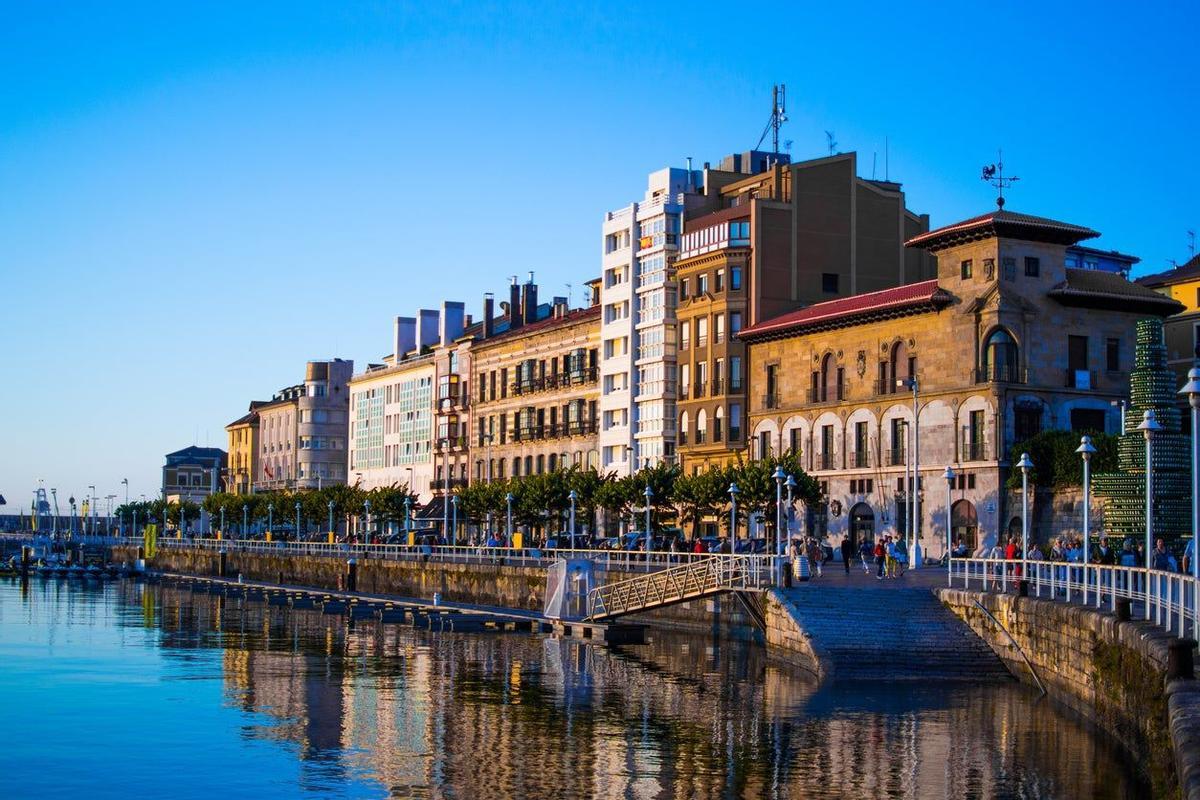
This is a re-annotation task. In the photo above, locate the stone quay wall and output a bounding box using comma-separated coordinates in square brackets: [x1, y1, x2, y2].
[762, 589, 827, 679]
[113, 546, 759, 635]
[938, 587, 1200, 800]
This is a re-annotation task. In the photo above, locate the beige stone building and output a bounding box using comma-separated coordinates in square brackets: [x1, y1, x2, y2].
[470, 292, 602, 482]
[742, 209, 1181, 554]
[256, 386, 301, 490]
[224, 404, 262, 495]
[676, 153, 934, 474]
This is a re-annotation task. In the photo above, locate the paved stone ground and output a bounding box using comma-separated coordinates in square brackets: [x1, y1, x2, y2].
[780, 564, 1011, 682]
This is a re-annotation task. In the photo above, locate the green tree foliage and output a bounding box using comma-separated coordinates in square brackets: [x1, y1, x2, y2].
[1005, 430, 1119, 489]
[674, 468, 730, 537]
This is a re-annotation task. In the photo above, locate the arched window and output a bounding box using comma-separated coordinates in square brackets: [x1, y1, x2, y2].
[680, 411, 690, 445]
[820, 353, 834, 401]
[982, 329, 1019, 382]
[512, 457, 521, 477]
[696, 409, 708, 444]
[548, 453, 557, 471]
[714, 406, 725, 442]
[890, 340, 909, 391]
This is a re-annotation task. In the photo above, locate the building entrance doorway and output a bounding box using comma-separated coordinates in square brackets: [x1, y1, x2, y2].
[951, 500, 979, 552]
[848, 503, 875, 550]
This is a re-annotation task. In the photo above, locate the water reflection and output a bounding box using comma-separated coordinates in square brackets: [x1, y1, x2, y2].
[1, 578, 1150, 799]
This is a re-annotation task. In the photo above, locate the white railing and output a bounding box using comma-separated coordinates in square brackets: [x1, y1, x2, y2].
[587, 554, 772, 620]
[154, 537, 742, 573]
[949, 557, 1199, 638]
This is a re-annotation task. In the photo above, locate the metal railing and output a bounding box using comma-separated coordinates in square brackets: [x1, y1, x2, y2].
[949, 557, 1200, 638]
[586, 554, 772, 620]
[155, 537, 749, 573]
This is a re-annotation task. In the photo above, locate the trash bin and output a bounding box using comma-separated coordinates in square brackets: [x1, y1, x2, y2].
[794, 556, 810, 582]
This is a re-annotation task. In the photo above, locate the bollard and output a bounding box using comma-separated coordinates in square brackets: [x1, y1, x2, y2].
[1018, 580, 1029, 597]
[1116, 597, 1132, 621]
[137, 546, 145, 560]
[20, 546, 31, 575]
[1168, 639, 1197, 681]
[346, 559, 357, 592]
[219, 550, 227, 579]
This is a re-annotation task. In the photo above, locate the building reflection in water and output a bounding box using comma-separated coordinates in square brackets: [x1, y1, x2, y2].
[128, 583, 1144, 799]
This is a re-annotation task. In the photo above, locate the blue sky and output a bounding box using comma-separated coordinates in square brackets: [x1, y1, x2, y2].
[2, 1, 1197, 507]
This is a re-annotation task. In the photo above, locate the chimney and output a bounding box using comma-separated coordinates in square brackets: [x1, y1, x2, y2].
[416, 309, 440, 350]
[483, 293, 494, 338]
[393, 316, 416, 361]
[522, 271, 538, 324]
[440, 301, 465, 345]
[508, 276, 522, 330]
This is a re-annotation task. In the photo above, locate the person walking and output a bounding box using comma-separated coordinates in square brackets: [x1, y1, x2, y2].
[874, 537, 887, 580]
[859, 538, 874, 574]
[840, 535, 854, 575]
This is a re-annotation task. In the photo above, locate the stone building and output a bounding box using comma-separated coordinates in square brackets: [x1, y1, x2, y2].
[741, 208, 1182, 555]
[224, 403, 262, 495]
[256, 386, 301, 491]
[676, 153, 934, 474]
[254, 359, 353, 491]
[470, 286, 602, 482]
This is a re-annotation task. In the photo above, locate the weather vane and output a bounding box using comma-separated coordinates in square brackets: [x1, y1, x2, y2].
[981, 150, 1019, 209]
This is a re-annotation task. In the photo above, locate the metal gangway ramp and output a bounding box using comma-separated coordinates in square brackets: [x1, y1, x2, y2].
[585, 554, 772, 621]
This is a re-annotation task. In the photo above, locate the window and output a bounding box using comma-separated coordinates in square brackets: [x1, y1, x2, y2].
[697, 273, 709, 295]
[1106, 338, 1121, 371]
[1015, 406, 1042, 442]
[1024, 256, 1040, 277]
[714, 314, 724, 344]
[696, 317, 708, 347]
[961, 259, 973, 279]
[820, 425, 834, 469]
[715, 269, 724, 292]
[1071, 408, 1107, 433]
[729, 403, 742, 441]
[789, 427, 802, 455]
[758, 430, 770, 459]
[714, 407, 724, 441]
[680, 278, 689, 300]
[822, 273, 839, 293]
[680, 322, 690, 350]
[1002, 257, 1016, 281]
[765, 364, 778, 406]
[730, 312, 742, 334]
[731, 267, 742, 290]
[982, 329, 1019, 382]
[730, 356, 742, 391]
[1068, 335, 1089, 387]
[854, 421, 868, 467]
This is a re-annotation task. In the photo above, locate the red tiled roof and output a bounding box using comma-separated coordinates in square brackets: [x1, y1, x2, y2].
[905, 210, 1099, 252]
[739, 280, 951, 341]
[475, 304, 600, 346]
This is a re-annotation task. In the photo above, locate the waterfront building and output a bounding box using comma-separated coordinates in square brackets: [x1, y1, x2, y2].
[676, 152, 934, 473]
[1065, 244, 1138, 277]
[1136, 253, 1200, 389]
[224, 404, 262, 495]
[741, 208, 1181, 553]
[431, 302, 472, 501]
[162, 445, 227, 530]
[348, 314, 439, 500]
[470, 278, 602, 481]
[256, 359, 353, 491]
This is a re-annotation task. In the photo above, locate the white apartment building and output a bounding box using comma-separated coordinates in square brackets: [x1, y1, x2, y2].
[599, 167, 701, 474]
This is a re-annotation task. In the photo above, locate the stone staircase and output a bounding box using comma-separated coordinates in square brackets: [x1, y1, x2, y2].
[776, 584, 1011, 682]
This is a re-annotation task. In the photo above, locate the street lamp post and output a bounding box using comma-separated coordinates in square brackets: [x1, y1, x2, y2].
[1111, 399, 1128, 436]
[267, 503, 274, 540]
[451, 494, 459, 546]
[1017, 453, 1033, 569]
[899, 377, 920, 568]
[1179, 370, 1200, 598]
[773, 466, 786, 584]
[132, 508, 138, 539]
[328, 500, 335, 541]
[220, 506, 226, 539]
[643, 485, 653, 572]
[728, 483, 739, 553]
[441, 438, 450, 543]
[88, 485, 96, 536]
[364, 499, 372, 543]
[1076, 435, 1098, 603]
[505, 492, 514, 547]
[243, 505, 248, 537]
[943, 466, 955, 586]
[295, 501, 301, 541]
[568, 490, 577, 551]
[785, 474, 797, 540]
[1137, 409, 1162, 621]
[122, 478, 129, 507]
[404, 496, 413, 541]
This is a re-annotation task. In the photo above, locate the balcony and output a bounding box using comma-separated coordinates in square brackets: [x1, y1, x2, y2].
[438, 394, 468, 413]
[817, 453, 835, 471]
[696, 336, 708, 348]
[762, 393, 781, 409]
[711, 377, 723, 396]
[694, 430, 707, 445]
[850, 451, 869, 469]
[873, 380, 898, 396]
[887, 447, 907, 467]
[806, 384, 845, 404]
[962, 435, 987, 461]
[432, 478, 468, 491]
[519, 425, 544, 441]
[679, 431, 688, 446]
[434, 436, 467, 452]
[693, 383, 707, 399]
[974, 365, 1027, 384]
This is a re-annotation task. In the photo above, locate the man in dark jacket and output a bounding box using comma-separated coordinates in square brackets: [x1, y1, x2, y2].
[840, 535, 854, 574]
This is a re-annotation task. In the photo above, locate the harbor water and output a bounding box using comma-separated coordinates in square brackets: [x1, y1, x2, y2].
[0, 577, 1151, 799]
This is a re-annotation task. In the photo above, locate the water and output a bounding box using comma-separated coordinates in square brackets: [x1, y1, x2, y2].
[0, 578, 1150, 799]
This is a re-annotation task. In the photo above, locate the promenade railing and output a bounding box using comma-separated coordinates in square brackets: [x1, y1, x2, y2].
[949, 557, 1198, 639]
[156, 537, 741, 574]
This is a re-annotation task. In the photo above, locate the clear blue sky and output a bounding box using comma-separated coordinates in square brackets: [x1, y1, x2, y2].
[2, 1, 1197, 508]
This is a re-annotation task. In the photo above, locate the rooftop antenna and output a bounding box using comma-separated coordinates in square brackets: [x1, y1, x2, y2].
[981, 149, 1019, 209]
[565, 283, 573, 308]
[872, 152, 877, 180]
[825, 131, 837, 156]
[1188, 230, 1196, 260]
[754, 83, 787, 153]
[885, 137, 889, 181]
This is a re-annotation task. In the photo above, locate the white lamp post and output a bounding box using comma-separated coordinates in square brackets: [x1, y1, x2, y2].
[728, 483, 739, 553]
[1179, 369, 1200, 594]
[785, 474, 797, 540]
[267, 502, 273, 539]
[451, 494, 459, 545]
[242, 504, 248, 537]
[505, 492, 514, 547]
[1137, 409, 1162, 621]
[773, 465, 786, 584]
[568, 489, 577, 551]
[1111, 399, 1128, 436]
[1016, 452, 1033, 566]
[295, 501, 301, 541]
[943, 465, 955, 586]
[328, 500, 335, 540]
[643, 485, 653, 571]
[1076, 435, 1097, 603]
[364, 499, 372, 542]
[899, 377, 920, 568]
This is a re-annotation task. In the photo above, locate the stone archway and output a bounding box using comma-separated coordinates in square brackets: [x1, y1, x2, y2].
[951, 499, 979, 551]
[849, 502, 875, 550]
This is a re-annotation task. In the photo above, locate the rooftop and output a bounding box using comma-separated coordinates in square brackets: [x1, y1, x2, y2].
[473, 304, 601, 347]
[1050, 268, 1185, 315]
[739, 280, 952, 341]
[905, 209, 1099, 252]
[1136, 254, 1200, 289]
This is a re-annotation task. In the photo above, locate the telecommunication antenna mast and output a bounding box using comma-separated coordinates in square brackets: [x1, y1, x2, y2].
[755, 84, 788, 153]
[981, 149, 1020, 209]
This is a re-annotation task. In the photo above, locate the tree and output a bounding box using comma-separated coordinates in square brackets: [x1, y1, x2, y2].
[1005, 429, 1119, 489]
[674, 467, 731, 538]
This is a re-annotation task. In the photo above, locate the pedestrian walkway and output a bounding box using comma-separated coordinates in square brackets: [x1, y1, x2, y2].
[778, 566, 1010, 682]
